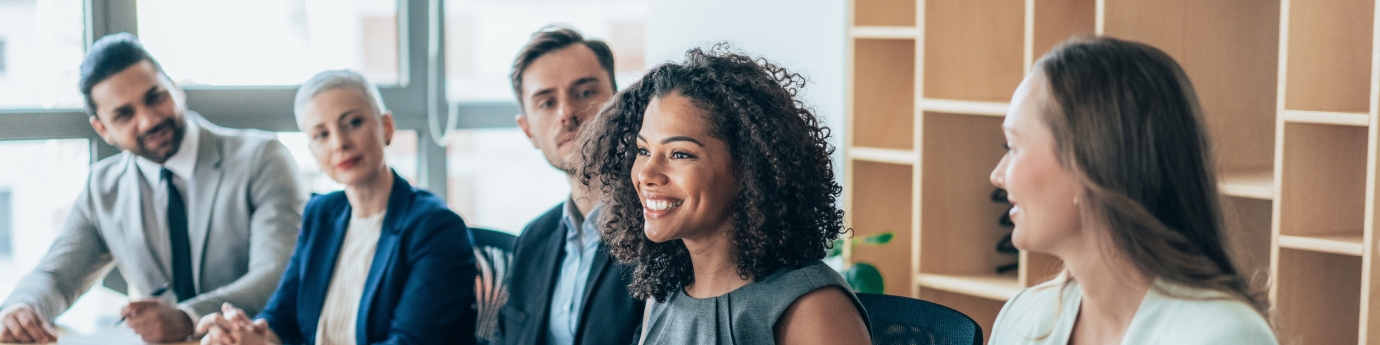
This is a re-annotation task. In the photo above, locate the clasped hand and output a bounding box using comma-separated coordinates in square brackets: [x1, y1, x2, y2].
[196, 303, 279, 345]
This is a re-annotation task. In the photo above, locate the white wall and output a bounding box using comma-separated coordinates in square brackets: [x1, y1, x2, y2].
[645, 0, 848, 180]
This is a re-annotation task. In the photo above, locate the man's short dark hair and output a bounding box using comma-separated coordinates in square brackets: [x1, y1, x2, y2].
[79, 33, 165, 116]
[510, 25, 617, 107]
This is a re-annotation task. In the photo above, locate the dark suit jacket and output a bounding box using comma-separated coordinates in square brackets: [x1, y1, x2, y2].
[495, 204, 643, 345]
[258, 172, 477, 345]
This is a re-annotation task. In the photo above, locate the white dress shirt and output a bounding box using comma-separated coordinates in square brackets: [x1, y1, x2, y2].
[315, 210, 386, 345]
[132, 119, 201, 320]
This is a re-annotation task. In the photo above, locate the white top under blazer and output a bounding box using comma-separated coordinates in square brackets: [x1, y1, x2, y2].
[988, 275, 1276, 345]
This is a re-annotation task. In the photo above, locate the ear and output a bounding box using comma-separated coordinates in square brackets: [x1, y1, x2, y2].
[89, 116, 114, 145]
[515, 113, 538, 149]
[380, 112, 396, 146]
[163, 74, 188, 110]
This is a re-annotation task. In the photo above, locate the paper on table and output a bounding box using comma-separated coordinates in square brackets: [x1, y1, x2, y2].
[57, 326, 146, 345]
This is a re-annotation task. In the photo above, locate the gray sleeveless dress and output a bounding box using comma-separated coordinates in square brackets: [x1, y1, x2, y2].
[641, 260, 871, 345]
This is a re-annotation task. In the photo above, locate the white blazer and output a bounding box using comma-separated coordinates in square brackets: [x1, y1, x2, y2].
[989, 275, 1276, 345]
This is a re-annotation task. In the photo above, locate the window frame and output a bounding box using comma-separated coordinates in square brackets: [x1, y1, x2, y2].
[0, 0, 521, 200]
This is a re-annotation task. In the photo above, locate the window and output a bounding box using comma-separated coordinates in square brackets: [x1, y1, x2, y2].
[136, 0, 400, 86]
[0, 139, 126, 333]
[446, 128, 569, 232]
[0, 0, 85, 109]
[0, 189, 10, 258]
[0, 39, 8, 76]
[443, 0, 648, 102]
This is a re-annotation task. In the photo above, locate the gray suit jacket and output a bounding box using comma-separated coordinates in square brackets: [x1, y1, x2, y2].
[1, 116, 307, 319]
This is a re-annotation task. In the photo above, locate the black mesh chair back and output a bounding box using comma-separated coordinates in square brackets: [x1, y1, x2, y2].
[471, 227, 516, 345]
[856, 292, 984, 345]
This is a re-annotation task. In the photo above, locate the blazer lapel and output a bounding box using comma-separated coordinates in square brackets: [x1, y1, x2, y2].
[303, 204, 352, 338]
[189, 126, 223, 291]
[573, 244, 613, 338]
[118, 155, 170, 286]
[533, 218, 567, 332]
[357, 173, 409, 344]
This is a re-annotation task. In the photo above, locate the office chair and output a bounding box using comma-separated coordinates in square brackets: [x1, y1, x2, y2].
[471, 227, 517, 345]
[856, 292, 984, 345]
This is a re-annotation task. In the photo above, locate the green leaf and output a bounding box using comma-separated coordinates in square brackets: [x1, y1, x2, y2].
[826, 238, 844, 257]
[844, 262, 885, 294]
[862, 233, 894, 245]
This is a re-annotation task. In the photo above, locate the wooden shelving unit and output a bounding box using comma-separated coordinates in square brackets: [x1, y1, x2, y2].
[845, 0, 1380, 342]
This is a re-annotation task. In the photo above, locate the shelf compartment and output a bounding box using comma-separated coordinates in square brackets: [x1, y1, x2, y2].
[851, 26, 918, 39]
[1282, 110, 1370, 127]
[1283, 0, 1374, 113]
[915, 272, 1020, 301]
[1030, 0, 1096, 62]
[849, 146, 915, 165]
[848, 161, 914, 296]
[854, 0, 916, 27]
[1218, 167, 1274, 200]
[918, 99, 1008, 117]
[1104, 0, 1280, 179]
[852, 39, 916, 150]
[1278, 123, 1367, 240]
[919, 112, 1011, 277]
[923, 0, 1024, 102]
[1278, 233, 1364, 257]
[1220, 196, 1272, 281]
[1275, 249, 1362, 344]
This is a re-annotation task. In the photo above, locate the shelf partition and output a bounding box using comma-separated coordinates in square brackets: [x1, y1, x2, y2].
[917, 99, 1009, 117]
[915, 273, 1021, 301]
[1219, 167, 1274, 200]
[852, 26, 918, 39]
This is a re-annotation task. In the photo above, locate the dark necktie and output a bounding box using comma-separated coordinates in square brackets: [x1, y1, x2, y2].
[162, 168, 196, 302]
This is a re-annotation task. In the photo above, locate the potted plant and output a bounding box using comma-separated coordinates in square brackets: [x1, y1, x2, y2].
[827, 232, 893, 294]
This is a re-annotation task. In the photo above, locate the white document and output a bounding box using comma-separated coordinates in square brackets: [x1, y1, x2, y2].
[57, 326, 147, 345]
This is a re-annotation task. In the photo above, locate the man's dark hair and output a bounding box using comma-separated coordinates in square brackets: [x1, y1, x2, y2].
[79, 32, 165, 116]
[509, 25, 617, 107]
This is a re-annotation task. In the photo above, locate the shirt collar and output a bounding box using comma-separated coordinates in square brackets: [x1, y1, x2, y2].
[134, 118, 201, 186]
[561, 197, 603, 243]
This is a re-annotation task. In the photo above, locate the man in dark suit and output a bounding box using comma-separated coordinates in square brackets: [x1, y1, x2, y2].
[494, 26, 642, 345]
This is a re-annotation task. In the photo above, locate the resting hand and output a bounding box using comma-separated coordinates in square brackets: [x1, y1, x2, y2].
[0, 304, 57, 343]
[120, 298, 195, 343]
[198, 303, 278, 345]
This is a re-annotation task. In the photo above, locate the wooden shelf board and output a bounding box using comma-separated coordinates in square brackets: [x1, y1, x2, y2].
[1279, 233, 1364, 256]
[849, 147, 916, 165]
[851, 26, 918, 39]
[1219, 167, 1274, 200]
[1282, 110, 1370, 127]
[915, 273, 1021, 301]
[919, 99, 1009, 117]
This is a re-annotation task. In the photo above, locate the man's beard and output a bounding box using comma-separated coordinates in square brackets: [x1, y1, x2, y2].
[133, 117, 187, 163]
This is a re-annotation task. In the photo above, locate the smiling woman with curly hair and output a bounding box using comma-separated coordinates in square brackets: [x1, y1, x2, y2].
[578, 45, 871, 345]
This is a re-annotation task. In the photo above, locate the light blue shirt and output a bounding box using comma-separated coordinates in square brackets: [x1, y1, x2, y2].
[546, 199, 603, 345]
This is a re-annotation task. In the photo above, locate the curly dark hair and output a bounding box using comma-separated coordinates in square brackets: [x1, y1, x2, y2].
[578, 45, 847, 302]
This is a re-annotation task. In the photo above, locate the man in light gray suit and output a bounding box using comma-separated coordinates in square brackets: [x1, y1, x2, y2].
[0, 33, 306, 343]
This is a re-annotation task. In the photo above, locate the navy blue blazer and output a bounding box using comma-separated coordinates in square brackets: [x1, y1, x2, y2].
[258, 172, 477, 345]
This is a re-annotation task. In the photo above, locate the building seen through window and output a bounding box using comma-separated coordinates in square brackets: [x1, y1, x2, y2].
[0, 139, 124, 334]
[0, 0, 85, 109]
[137, 0, 400, 86]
